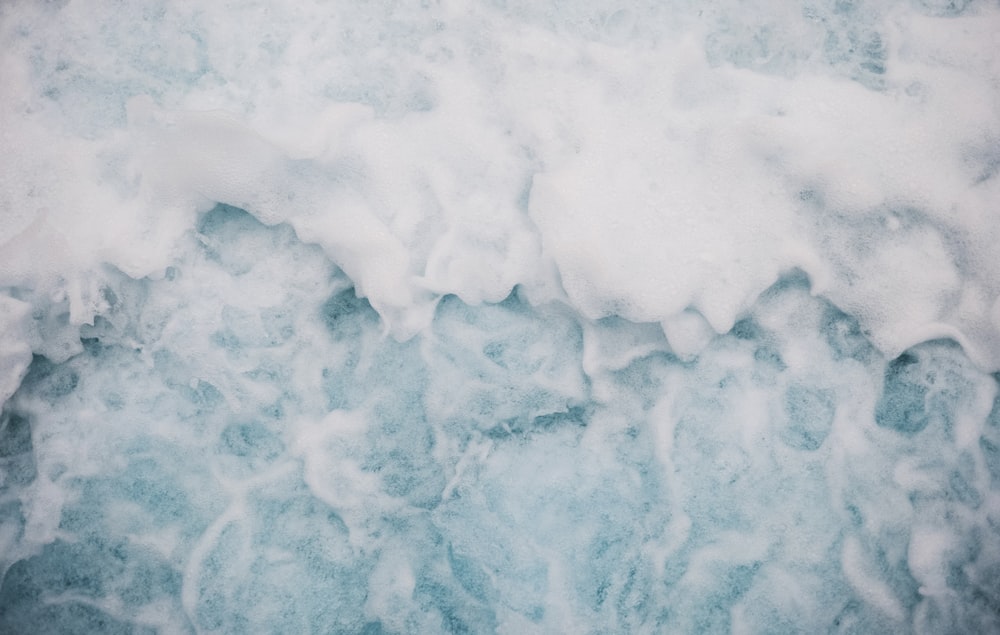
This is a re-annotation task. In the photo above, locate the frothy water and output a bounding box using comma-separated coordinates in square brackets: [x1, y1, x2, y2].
[1, 1, 999, 633]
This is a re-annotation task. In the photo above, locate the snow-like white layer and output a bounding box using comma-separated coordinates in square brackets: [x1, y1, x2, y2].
[2, 0, 999, 365]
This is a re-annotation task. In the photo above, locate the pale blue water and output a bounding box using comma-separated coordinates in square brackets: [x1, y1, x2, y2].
[0, 206, 997, 633]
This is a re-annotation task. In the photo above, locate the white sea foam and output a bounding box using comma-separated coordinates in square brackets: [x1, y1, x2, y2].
[1, 0, 999, 633]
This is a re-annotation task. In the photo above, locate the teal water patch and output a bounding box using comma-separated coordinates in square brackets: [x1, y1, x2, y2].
[1, 207, 998, 634]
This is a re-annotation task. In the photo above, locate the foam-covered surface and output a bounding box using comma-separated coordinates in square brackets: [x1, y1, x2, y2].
[1, 1, 999, 633]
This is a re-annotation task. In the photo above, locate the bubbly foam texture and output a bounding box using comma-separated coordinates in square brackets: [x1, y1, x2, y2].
[1, 1, 999, 633]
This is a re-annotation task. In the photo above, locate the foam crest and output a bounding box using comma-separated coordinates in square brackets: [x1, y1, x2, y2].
[4, 0, 998, 364]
